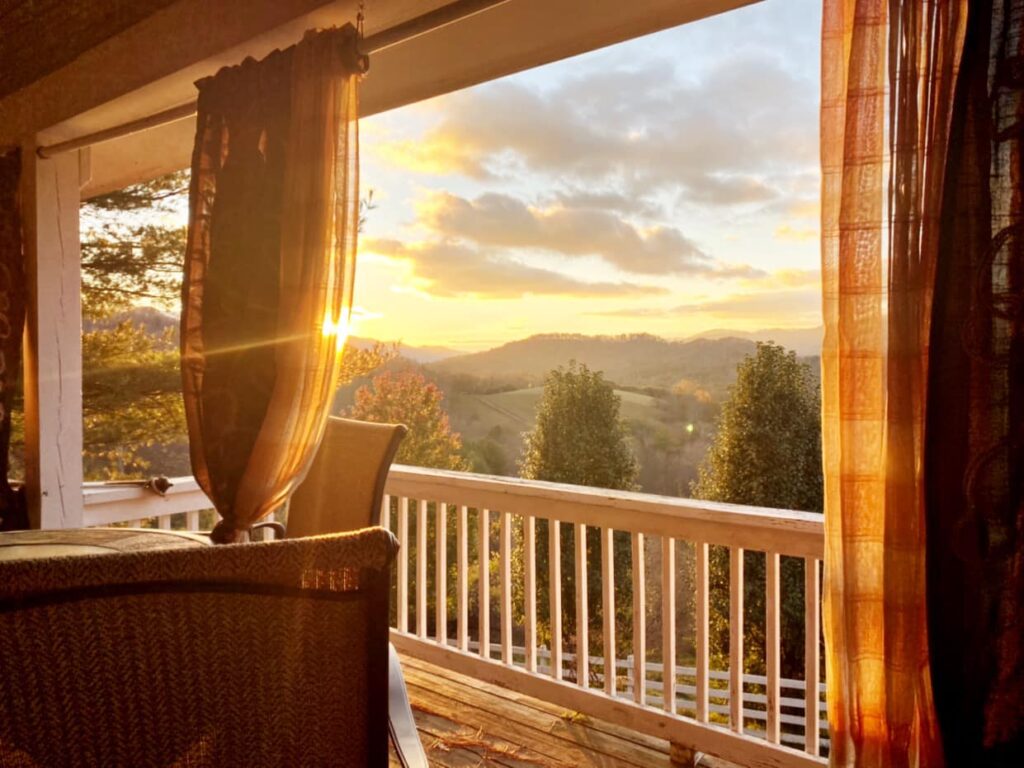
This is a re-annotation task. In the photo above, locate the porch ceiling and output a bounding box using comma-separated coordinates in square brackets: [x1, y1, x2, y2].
[0, 0, 756, 196]
[0, 0, 179, 101]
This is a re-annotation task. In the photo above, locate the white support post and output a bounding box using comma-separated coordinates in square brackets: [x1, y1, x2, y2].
[21, 146, 84, 530]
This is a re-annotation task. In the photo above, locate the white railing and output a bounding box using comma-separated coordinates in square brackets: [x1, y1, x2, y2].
[383, 465, 827, 768]
[82, 476, 213, 531]
[79, 466, 828, 767]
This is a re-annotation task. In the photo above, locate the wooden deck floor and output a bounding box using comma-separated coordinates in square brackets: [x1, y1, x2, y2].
[389, 654, 692, 768]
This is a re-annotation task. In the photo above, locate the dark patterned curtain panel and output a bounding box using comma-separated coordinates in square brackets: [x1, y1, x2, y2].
[181, 26, 365, 544]
[0, 149, 26, 532]
[927, 0, 1024, 764]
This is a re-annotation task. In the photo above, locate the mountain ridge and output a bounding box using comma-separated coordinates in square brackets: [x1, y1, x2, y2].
[426, 332, 774, 397]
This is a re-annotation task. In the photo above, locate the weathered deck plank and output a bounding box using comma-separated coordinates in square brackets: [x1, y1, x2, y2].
[389, 654, 674, 767]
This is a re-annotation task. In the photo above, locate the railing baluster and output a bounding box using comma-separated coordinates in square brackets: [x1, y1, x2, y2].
[729, 546, 744, 733]
[381, 493, 391, 530]
[549, 519, 563, 680]
[696, 540, 709, 722]
[186, 510, 199, 532]
[157, 515, 171, 530]
[805, 557, 821, 755]
[457, 505, 468, 652]
[397, 497, 409, 633]
[766, 551, 781, 744]
[524, 515, 537, 672]
[500, 511, 512, 664]
[602, 527, 615, 696]
[575, 522, 588, 687]
[417, 499, 428, 638]
[436, 502, 448, 645]
[479, 508, 490, 660]
[662, 536, 676, 713]
[632, 532, 646, 705]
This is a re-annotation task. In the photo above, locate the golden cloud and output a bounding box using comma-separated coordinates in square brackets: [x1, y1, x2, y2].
[774, 224, 819, 242]
[361, 237, 669, 299]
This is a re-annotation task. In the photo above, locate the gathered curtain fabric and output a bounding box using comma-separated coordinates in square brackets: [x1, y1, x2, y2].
[181, 26, 365, 544]
[821, 0, 967, 764]
[0, 149, 26, 532]
[926, 0, 1024, 763]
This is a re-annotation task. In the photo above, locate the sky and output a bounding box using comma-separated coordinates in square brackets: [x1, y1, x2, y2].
[361, 0, 820, 350]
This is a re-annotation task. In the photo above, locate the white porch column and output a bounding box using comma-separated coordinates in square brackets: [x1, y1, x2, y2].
[20, 145, 84, 529]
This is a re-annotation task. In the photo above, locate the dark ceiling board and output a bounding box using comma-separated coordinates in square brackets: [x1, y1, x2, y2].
[0, 0, 178, 100]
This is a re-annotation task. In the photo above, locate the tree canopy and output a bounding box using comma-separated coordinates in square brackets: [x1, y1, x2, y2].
[347, 370, 469, 471]
[520, 361, 638, 490]
[691, 342, 823, 679]
[692, 342, 822, 511]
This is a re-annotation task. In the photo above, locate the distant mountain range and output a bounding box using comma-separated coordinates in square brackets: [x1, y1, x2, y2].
[427, 333, 766, 396]
[84, 306, 178, 336]
[685, 326, 823, 357]
[346, 336, 459, 364]
[92, 308, 820, 393]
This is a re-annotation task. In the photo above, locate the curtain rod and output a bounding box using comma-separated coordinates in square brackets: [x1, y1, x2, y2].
[36, 0, 511, 159]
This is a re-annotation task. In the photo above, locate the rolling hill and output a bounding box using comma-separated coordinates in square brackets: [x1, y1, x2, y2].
[685, 326, 822, 357]
[428, 333, 759, 397]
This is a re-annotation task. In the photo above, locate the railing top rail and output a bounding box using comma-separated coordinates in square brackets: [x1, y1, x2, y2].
[386, 465, 824, 559]
[82, 476, 203, 506]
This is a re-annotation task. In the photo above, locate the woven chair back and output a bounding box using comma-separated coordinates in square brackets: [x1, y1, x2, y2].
[0, 529, 397, 767]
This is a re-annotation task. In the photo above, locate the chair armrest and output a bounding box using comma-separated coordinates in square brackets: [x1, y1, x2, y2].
[388, 644, 428, 768]
[249, 521, 286, 541]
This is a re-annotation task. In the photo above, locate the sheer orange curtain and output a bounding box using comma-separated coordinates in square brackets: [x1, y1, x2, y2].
[181, 26, 365, 544]
[821, 1, 966, 765]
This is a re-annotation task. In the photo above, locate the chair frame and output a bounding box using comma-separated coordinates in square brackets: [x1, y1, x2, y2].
[250, 419, 426, 768]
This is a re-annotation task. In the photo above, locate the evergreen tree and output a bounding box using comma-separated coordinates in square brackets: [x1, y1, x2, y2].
[519, 362, 639, 673]
[75, 173, 190, 479]
[520, 362, 638, 489]
[691, 342, 822, 679]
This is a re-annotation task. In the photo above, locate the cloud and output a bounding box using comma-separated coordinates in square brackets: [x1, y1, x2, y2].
[550, 189, 661, 217]
[417, 191, 719, 276]
[372, 52, 817, 207]
[362, 238, 669, 299]
[786, 199, 820, 219]
[753, 268, 821, 288]
[591, 286, 821, 321]
[414, 191, 769, 279]
[774, 224, 819, 242]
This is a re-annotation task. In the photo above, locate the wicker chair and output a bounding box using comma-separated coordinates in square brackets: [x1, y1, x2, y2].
[252, 416, 427, 768]
[0, 529, 397, 767]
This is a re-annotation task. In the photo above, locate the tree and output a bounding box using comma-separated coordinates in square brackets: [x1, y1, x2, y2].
[520, 361, 638, 489]
[347, 369, 469, 635]
[519, 362, 639, 672]
[347, 370, 468, 471]
[82, 322, 187, 480]
[691, 342, 822, 679]
[82, 171, 189, 318]
[74, 174, 191, 479]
